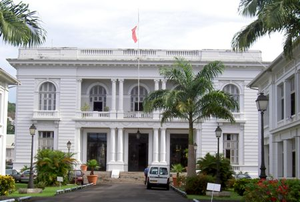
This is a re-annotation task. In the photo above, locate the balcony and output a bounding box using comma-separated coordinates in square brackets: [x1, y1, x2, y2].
[78, 111, 110, 119]
[32, 110, 60, 120]
[124, 111, 153, 119]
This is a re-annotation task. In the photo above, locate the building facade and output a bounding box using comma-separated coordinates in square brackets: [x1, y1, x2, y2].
[0, 69, 18, 175]
[249, 47, 300, 179]
[9, 48, 266, 177]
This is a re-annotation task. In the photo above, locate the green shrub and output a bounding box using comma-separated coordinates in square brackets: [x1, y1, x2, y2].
[0, 175, 15, 195]
[35, 149, 77, 186]
[233, 178, 254, 196]
[243, 179, 299, 202]
[35, 181, 47, 190]
[285, 179, 300, 201]
[227, 178, 236, 188]
[185, 174, 215, 195]
[197, 153, 234, 189]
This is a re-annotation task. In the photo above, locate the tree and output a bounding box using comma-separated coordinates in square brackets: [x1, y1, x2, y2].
[0, 0, 46, 46]
[197, 153, 234, 189]
[232, 0, 300, 59]
[35, 149, 77, 186]
[143, 58, 238, 177]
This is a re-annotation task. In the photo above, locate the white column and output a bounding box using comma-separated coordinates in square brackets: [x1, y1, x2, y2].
[284, 139, 292, 177]
[161, 79, 167, 90]
[111, 79, 116, 112]
[75, 128, 81, 165]
[296, 135, 300, 178]
[110, 128, 116, 162]
[268, 133, 274, 176]
[196, 128, 202, 159]
[153, 79, 160, 119]
[239, 124, 244, 166]
[117, 128, 124, 162]
[153, 128, 159, 163]
[77, 79, 82, 111]
[160, 128, 166, 164]
[118, 79, 124, 119]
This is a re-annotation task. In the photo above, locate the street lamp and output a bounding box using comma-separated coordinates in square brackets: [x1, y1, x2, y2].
[215, 125, 222, 184]
[66, 141, 72, 182]
[256, 92, 268, 179]
[28, 124, 36, 188]
[67, 141, 71, 153]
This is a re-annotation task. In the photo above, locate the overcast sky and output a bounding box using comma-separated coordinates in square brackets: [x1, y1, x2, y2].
[1, 0, 285, 102]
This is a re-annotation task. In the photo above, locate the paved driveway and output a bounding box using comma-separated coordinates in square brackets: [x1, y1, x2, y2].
[29, 183, 191, 202]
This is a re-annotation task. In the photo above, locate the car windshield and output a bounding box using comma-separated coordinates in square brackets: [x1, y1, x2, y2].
[150, 167, 158, 175]
[159, 168, 168, 175]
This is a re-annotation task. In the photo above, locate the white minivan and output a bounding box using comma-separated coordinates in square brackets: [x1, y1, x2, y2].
[146, 166, 170, 190]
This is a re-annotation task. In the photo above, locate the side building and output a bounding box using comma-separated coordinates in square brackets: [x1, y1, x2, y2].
[0, 69, 18, 175]
[249, 47, 300, 179]
[8, 48, 267, 177]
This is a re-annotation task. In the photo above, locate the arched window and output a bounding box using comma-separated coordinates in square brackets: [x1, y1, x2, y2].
[39, 82, 56, 110]
[90, 85, 106, 111]
[131, 86, 148, 111]
[223, 84, 239, 112]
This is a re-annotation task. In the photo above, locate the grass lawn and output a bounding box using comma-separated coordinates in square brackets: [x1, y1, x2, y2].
[187, 189, 243, 201]
[8, 183, 78, 197]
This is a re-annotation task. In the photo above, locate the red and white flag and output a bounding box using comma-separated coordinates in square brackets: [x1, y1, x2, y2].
[132, 26, 138, 43]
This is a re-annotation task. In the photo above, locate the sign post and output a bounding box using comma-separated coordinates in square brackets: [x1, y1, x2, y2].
[206, 183, 221, 202]
[57, 176, 63, 189]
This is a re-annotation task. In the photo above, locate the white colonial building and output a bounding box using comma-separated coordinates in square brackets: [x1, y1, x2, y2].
[0, 69, 18, 175]
[8, 48, 266, 177]
[249, 47, 300, 179]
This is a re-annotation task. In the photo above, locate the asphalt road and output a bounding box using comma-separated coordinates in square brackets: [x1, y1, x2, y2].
[28, 183, 192, 202]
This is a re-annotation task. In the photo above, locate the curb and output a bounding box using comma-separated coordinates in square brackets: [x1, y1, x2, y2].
[170, 185, 200, 202]
[170, 185, 187, 197]
[55, 183, 94, 195]
[0, 183, 94, 202]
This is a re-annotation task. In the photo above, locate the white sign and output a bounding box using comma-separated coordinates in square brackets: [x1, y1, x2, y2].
[57, 176, 63, 182]
[207, 183, 221, 192]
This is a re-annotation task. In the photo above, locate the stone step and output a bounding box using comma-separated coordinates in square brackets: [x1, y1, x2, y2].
[81, 171, 146, 184]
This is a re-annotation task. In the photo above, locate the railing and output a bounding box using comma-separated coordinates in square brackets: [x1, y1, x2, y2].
[18, 48, 262, 62]
[80, 111, 110, 118]
[124, 112, 153, 118]
[33, 110, 60, 119]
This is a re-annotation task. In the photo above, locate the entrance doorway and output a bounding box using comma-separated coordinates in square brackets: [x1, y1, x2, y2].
[170, 134, 188, 167]
[128, 133, 148, 171]
[93, 102, 103, 111]
[87, 133, 107, 171]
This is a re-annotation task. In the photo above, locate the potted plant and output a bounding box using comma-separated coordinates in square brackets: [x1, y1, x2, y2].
[86, 159, 100, 185]
[171, 164, 184, 187]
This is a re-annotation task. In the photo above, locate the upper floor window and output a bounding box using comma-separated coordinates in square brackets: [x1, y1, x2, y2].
[90, 85, 107, 111]
[39, 82, 56, 110]
[289, 77, 295, 116]
[223, 133, 239, 164]
[277, 83, 284, 120]
[131, 86, 148, 111]
[223, 84, 239, 112]
[38, 131, 54, 150]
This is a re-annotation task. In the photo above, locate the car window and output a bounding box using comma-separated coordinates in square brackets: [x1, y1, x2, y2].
[159, 168, 168, 175]
[6, 169, 12, 175]
[150, 167, 158, 175]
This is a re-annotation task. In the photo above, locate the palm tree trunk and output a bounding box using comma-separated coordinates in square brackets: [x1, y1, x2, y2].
[187, 119, 196, 177]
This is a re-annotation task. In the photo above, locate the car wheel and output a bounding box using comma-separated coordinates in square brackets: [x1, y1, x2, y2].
[146, 180, 151, 189]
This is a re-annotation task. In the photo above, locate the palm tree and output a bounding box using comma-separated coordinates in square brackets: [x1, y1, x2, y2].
[0, 0, 46, 46]
[232, 0, 300, 59]
[143, 58, 238, 177]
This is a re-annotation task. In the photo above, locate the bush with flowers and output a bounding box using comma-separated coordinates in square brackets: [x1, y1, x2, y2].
[243, 178, 300, 202]
[0, 175, 15, 196]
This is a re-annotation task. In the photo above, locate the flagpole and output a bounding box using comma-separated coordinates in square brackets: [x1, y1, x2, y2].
[137, 9, 140, 117]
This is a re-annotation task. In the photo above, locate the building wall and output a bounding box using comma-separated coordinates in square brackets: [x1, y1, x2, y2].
[249, 47, 300, 179]
[9, 48, 265, 176]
